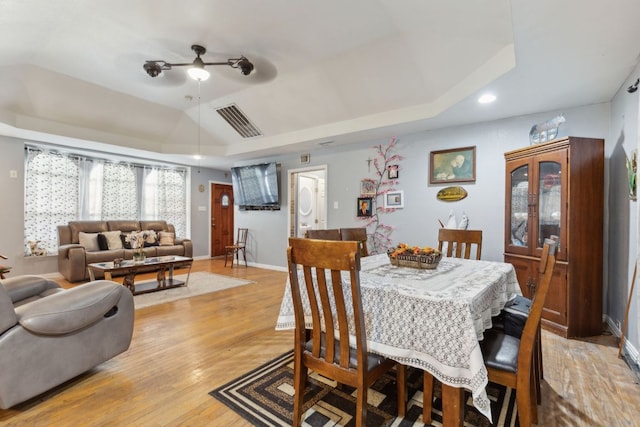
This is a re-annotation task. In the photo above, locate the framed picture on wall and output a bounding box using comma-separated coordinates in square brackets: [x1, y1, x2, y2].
[357, 197, 373, 217]
[384, 190, 404, 208]
[387, 164, 399, 179]
[430, 146, 476, 184]
[360, 179, 376, 196]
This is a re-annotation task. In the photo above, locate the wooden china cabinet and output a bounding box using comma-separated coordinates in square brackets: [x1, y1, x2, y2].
[504, 136, 604, 337]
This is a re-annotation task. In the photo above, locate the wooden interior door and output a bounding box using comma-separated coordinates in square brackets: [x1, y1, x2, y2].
[211, 183, 234, 256]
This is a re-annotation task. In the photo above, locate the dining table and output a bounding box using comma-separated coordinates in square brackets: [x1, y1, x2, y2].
[275, 253, 521, 426]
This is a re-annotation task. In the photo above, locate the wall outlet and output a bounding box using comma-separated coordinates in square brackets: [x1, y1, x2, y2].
[9, 170, 17, 178]
[616, 320, 621, 331]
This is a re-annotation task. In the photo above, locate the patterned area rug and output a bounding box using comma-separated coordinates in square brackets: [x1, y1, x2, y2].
[133, 272, 254, 309]
[210, 350, 518, 427]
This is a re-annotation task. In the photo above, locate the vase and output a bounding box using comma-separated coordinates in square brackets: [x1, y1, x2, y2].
[133, 251, 146, 264]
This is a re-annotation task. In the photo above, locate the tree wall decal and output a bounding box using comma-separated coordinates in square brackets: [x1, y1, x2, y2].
[360, 136, 403, 254]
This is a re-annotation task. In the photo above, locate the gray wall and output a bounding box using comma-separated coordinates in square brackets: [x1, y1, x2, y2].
[608, 63, 640, 358]
[237, 103, 609, 269]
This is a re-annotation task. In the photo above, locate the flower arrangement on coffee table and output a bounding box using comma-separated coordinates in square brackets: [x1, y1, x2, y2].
[387, 243, 442, 269]
[125, 230, 157, 263]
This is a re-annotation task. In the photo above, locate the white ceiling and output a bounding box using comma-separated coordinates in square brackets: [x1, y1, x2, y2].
[0, 0, 639, 168]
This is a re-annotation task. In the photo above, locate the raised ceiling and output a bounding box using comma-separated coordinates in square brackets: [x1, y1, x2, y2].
[0, 0, 638, 168]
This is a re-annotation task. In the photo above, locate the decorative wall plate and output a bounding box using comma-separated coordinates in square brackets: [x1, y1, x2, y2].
[437, 186, 467, 202]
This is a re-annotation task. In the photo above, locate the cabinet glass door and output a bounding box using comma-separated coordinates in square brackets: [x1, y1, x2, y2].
[509, 164, 529, 248]
[537, 160, 562, 251]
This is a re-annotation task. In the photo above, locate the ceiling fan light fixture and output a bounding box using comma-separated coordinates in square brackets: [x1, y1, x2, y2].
[144, 44, 255, 81]
[188, 66, 210, 81]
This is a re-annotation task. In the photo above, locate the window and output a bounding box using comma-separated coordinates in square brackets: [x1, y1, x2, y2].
[24, 146, 188, 254]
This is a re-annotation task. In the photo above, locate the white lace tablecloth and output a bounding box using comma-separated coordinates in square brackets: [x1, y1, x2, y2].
[275, 254, 521, 422]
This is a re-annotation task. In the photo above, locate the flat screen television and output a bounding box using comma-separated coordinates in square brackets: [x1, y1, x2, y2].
[230, 162, 281, 210]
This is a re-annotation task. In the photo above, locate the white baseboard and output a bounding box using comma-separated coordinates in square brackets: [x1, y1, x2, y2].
[604, 314, 640, 366]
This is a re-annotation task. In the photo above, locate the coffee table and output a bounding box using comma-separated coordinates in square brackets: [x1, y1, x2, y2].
[87, 255, 193, 295]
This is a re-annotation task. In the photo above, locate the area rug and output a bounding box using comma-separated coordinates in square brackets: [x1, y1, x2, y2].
[133, 272, 254, 309]
[210, 350, 518, 427]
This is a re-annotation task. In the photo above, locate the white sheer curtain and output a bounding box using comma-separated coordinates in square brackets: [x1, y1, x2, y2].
[24, 147, 82, 254]
[142, 167, 187, 237]
[24, 146, 188, 254]
[101, 162, 138, 220]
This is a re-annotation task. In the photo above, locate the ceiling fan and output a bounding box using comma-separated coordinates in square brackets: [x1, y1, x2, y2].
[143, 44, 254, 81]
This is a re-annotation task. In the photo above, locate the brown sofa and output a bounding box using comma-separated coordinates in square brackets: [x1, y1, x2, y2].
[57, 220, 193, 282]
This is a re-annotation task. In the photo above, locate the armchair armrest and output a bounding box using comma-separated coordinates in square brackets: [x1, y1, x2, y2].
[57, 243, 85, 259]
[58, 244, 87, 282]
[175, 238, 193, 258]
[1, 275, 61, 304]
[15, 281, 125, 335]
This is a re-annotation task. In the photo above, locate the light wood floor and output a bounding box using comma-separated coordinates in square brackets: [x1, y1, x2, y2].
[1, 259, 639, 426]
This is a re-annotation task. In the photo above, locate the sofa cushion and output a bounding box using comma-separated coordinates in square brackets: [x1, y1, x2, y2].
[79, 232, 100, 252]
[158, 231, 175, 246]
[102, 230, 123, 250]
[97, 234, 109, 250]
[85, 249, 125, 264]
[69, 221, 109, 244]
[107, 220, 140, 233]
[139, 220, 168, 232]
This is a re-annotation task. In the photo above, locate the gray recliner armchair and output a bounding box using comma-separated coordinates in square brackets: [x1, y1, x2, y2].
[0, 275, 134, 409]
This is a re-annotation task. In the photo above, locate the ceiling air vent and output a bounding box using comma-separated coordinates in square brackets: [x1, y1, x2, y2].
[215, 104, 262, 138]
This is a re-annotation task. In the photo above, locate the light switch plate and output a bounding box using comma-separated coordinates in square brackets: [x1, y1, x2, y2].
[9, 170, 17, 178]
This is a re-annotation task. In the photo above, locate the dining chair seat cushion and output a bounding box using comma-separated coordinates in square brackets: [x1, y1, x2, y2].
[305, 333, 387, 369]
[480, 329, 520, 373]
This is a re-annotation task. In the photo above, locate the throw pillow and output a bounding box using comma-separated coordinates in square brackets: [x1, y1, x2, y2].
[97, 234, 109, 251]
[79, 232, 100, 252]
[102, 230, 123, 250]
[158, 231, 175, 246]
[120, 234, 133, 249]
[141, 230, 159, 247]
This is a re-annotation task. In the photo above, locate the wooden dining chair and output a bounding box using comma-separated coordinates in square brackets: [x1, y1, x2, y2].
[481, 238, 556, 426]
[437, 228, 483, 260]
[340, 227, 369, 257]
[423, 239, 557, 426]
[224, 228, 248, 267]
[304, 228, 341, 240]
[287, 238, 406, 427]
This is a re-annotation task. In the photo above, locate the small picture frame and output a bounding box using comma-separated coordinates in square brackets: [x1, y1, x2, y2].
[387, 164, 399, 179]
[384, 190, 404, 209]
[360, 179, 376, 196]
[357, 197, 373, 217]
[387, 165, 398, 179]
[430, 146, 476, 184]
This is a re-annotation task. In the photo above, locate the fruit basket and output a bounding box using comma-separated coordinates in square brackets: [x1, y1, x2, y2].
[387, 243, 442, 269]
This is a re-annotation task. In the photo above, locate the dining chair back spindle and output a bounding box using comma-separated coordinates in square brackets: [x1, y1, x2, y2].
[437, 228, 483, 260]
[304, 228, 342, 240]
[287, 238, 406, 427]
[340, 227, 369, 257]
[224, 228, 248, 267]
